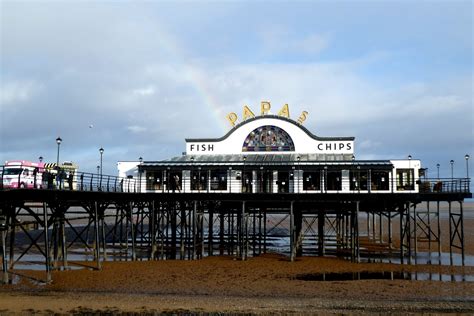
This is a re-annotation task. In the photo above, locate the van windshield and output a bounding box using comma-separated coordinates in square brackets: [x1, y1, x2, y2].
[3, 168, 22, 175]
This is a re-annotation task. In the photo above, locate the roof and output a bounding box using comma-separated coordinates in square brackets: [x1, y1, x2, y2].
[140, 154, 393, 169]
[185, 115, 355, 143]
[44, 162, 78, 170]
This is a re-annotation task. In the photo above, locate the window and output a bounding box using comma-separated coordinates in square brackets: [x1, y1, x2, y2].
[210, 170, 227, 190]
[191, 169, 208, 191]
[371, 171, 389, 191]
[165, 171, 182, 192]
[397, 169, 414, 190]
[242, 171, 252, 193]
[277, 171, 289, 193]
[326, 170, 342, 191]
[146, 171, 163, 190]
[350, 170, 368, 191]
[242, 125, 295, 152]
[303, 171, 321, 191]
[4, 168, 22, 175]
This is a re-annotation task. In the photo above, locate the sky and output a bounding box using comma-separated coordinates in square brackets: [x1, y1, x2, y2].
[0, 0, 472, 179]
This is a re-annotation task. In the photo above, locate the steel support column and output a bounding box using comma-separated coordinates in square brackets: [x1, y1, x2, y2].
[1, 216, 8, 284]
[93, 202, 101, 269]
[43, 202, 51, 282]
[290, 201, 295, 262]
[318, 209, 325, 256]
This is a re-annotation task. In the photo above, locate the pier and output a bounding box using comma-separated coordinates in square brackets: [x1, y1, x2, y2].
[0, 173, 470, 283]
[1, 113, 471, 283]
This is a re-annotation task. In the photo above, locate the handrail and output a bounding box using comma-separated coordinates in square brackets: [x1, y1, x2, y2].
[0, 164, 136, 193]
[0, 165, 470, 194]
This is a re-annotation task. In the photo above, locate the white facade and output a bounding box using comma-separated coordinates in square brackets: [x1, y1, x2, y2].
[186, 116, 354, 155]
[118, 115, 423, 194]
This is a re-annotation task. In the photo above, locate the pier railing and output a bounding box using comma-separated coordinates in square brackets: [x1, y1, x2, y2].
[0, 165, 139, 193]
[0, 165, 470, 194]
[418, 178, 471, 194]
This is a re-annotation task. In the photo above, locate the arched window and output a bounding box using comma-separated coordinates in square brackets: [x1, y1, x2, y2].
[242, 125, 295, 152]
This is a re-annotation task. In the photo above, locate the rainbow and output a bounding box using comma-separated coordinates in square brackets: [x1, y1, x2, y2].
[155, 24, 229, 133]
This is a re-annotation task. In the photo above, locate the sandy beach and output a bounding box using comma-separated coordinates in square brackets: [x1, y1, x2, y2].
[1, 216, 473, 315]
[1, 254, 474, 315]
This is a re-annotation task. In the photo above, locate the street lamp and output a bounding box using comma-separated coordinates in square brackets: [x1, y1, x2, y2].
[351, 155, 356, 191]
[450, 160, 454, 180]
[56, 137, 62, 166]
[465, 154, 470, 179]
[96, 165, 100, 190]
[55, 137, 62, 189]
[436, 163, 440, 179]
[99, 147, 104, 177]
[138, 157, 143, 192]
[408, 155, 412, 189]
[39, 156, 43, 163]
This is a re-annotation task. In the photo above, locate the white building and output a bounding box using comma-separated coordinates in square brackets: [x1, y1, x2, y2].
[118, 107, 422, 194]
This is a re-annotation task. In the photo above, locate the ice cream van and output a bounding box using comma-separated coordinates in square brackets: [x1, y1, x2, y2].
[1, 160, 45, 189]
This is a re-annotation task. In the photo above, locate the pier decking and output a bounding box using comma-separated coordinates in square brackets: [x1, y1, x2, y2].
[0, 179, 470, 283]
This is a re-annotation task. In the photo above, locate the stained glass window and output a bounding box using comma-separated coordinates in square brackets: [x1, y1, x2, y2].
[242, 125, 295, 152]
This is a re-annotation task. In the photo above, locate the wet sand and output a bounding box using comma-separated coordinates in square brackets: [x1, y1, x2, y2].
[1, 217, 473, 314]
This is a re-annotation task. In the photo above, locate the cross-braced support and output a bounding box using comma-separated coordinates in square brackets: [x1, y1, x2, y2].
[449, 201, 465, 266]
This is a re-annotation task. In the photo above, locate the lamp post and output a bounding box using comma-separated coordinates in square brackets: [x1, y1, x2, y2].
[465, 154, 470, 179]
[351, 155, 355, 191]
[436, 163, 440, 179]
[99, 147, 104, 190]
[450, 160, 454, 180]
[408, 155, 412, 189]
[450, 159, 455, 192]
[56, 137, 62, 167]
[99, 148, 104, 177]
[139, 157, 143, 193]
[55, 137, 62, 189]
[39, 156, 43, 163]
[96, 165, 100, 190]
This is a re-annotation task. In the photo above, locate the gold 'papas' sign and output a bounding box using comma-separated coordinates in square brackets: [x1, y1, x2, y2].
[226, 102, 309, 127]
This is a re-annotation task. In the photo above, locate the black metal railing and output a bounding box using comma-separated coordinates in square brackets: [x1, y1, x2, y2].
[0, 165, 140, 193]
[0, 165, 471, 195]
[418, 178, 471, 194]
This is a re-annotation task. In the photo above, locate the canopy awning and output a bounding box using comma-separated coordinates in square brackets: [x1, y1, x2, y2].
[140, 154, 393, 170]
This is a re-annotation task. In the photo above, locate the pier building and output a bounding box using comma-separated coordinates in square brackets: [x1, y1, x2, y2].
[121, 113, 421, 195]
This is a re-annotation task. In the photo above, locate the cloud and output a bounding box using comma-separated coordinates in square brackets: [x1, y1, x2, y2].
[291, 34, 329, 55]
[127, 125, 147, 133]
[132, 86, 156, 97]
[258, 28, 330, 57]
[0, 1, 471, 177]
[0, 80, 42, 106]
